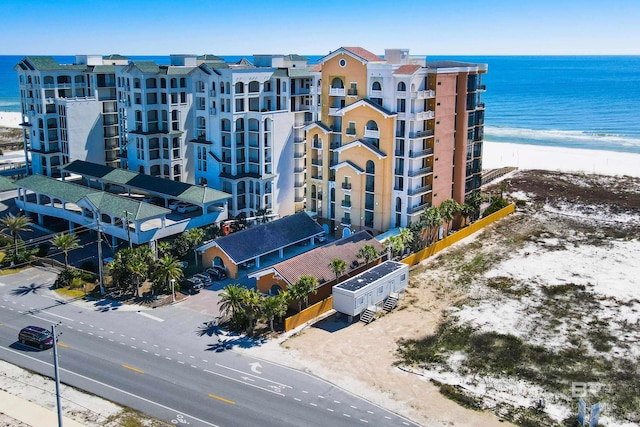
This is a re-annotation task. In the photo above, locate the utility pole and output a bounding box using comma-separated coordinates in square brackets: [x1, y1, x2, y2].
[96, 219, 104, 295]
[51, 324, 63, 427]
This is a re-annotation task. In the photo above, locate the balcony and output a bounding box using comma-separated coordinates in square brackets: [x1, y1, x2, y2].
[294, 151, 305, 158]
[394, 168, 403, 176]
[345, 127, 356, 136]
[312, 140, 322, 149]
[341, 200, 351, 208]
[408, 166, 433, 177]
[408, 184, 433, 196]
[294, 137, 305, 145]
[341, 217, 351, 225]
[311, 174, 323, 180]
[408, 147, 434, 158]
[478, 84, 486, 91]
[209, 107, 216, 115]
[363, 128, 380, 139]
[341, 182, 352, 190]
[370, 89, 383, 98]
[347, 88, 358, 96]
[411, 90, 435, 99]
[328, 107, 340, 116]
[209, 89, 217, 97]
[409, 129, 435, 139]
[407, 201, 431, 214]
[411, 110, 434, 121]
[329, 87, 345, 97]
[477, 103, 485, 109]
[311, 158, 323, 166]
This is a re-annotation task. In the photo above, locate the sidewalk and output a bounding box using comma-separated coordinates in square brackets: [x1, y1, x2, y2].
[0, 389, 86, 427]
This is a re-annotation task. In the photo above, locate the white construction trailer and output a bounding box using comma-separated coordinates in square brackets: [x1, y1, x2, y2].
[332, 260, 409, 323]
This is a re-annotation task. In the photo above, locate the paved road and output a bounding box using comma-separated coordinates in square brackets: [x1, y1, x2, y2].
[0, 267, 421, 427]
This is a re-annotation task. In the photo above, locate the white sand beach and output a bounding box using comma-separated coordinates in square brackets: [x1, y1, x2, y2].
[0, 111, 21, 128]
[483, 140, 640, 178]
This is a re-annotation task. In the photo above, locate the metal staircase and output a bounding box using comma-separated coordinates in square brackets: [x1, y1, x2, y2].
[383, 293, 399, 311]
[359, 308, 376, 324]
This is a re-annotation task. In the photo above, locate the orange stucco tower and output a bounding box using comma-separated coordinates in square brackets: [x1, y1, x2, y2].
[304, 47, 487, 237]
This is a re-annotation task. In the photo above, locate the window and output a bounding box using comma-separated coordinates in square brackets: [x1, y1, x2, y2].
[401, 274, 406, 281]
[377, 286, 384, 295]
[397, 82, 406, 91]
[372, 81, 382, 91]
[396, 98, 406, 113]
[357, 296, 364, 306]
[235, 82, 244, 94]
[339, 58, 347, 67]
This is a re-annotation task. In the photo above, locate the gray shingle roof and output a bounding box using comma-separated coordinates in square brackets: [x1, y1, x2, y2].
[103, 54, 129, 60]
[20, 56, 87, 71]
[0, 177, 16, 192]
[211, 212, 324, 263]
[284, 54, 309, 61]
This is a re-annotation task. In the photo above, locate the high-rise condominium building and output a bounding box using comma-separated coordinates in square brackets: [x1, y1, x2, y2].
[15, 48, 486, 235]
[304, 47, 486, 236]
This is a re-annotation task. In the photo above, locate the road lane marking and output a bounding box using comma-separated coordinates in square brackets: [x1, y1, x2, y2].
[367, 410, 374, 414]
[215, 363, 292, 389]
[294, 398, 301, 401]
[310, 402, 317, 407]
[343, 413, 351, 418]
[0, 347, 220, 427]
[121, 364, 144, 374]
[327, 408, 334, 412]
[208, 393, 235, 405]
[318, 395, 325, 398]
[351, 405, 357, 409]
[302, 390, 309, 394]
[384, 416, 391, 419]
[360, 419, 369, 423]
[178, 361, 185, 364]
[57, 342, 68, 348]
[334, 400, 340, 404]
[138, 312, 164, 322]
[203, 369, 285, 397]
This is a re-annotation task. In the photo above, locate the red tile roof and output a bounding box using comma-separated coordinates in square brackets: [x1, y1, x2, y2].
[310, 64, 322, 72]
[393, 64, 421, 75]
[272, 231, 385, 286]
[342, 47, 384, 62]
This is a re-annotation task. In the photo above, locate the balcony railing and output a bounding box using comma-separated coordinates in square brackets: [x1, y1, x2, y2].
[294, 137, 305, 145]
[294, 151, 305, 158]
[409, 129, 435, 139]
[411, 90, 435, 99]
[347, 88, 358, 96]
[370, 89, 383, 98]
[407, 202, 431, 214]
[408, 184, 433, 196]
[341, 183, 352, 190]
[341, 217, 351, 225]
[341, 200, 351, 208]
[411, 110, 434, 121]
[329, 87, 345, 97]
[311, 158, 323, 166]
[408, 147, 434, 158]
[408, 166, 433, 177]
[363, 128, 380, 139]
[477, 103, 485, 109]
[478, 84, 486, 91]
[345, 127, 356, 136]
[328, 107, 340, 116]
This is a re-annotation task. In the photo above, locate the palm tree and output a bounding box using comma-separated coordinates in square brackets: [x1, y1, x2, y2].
[152, 255, 183, 295]
[156, 241, 172, 258]
[261, 294, 288, 332]
[460, 203, 474, 227]
[240, 288, 263, 335]
[398, 227, 414, 247]
[465, 191, 484, 222]
[439, 199, 462, 235]
[386, 235, 405, 259]
[218, 284, 245, 319]
[255, 207, 271, 224]
[1, 213, 31, 257]
[288, 275, 318, 312]
[328, 258, 347, 281]
[420, 206, 441, 245]
[357, 244, 379, 266]
[128, 258, 147, 298]
[51, 232, 80, 267]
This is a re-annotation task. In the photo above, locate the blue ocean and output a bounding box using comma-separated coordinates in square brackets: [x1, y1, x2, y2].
[1, 55, 639, 154]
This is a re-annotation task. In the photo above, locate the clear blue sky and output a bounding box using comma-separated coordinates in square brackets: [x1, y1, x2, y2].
[1, 0, 638, 55]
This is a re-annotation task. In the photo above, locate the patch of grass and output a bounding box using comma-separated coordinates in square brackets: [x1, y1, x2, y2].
[586, 319, 616, 352]
[438, 383, 481, 409]
[486, 276, 530, 297]
[55, 287, 85, 299]
[0, 267, 23, 276]
[541, 283, 586, 297]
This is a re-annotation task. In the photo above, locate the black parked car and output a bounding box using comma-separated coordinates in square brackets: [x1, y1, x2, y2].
[206, 266, 227, 280]
[18, 326, 54, 350]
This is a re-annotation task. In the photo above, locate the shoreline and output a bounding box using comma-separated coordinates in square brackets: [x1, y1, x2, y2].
[2, 110, 639, 177]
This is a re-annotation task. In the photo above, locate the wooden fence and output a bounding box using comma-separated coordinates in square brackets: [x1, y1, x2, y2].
[401, 203, 515, 267]
[284, 296, 334, 332]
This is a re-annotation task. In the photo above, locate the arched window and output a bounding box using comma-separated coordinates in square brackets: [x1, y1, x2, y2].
[248, 118, 260, 132]
[170, 78, 177, 88]
[44, 76, 54, 85]
[396, 197, 402, 212]
[160, 78, 166, 88]
[248, 81, 260, 93]
[134, 78, 141, 89]
[179, 78, 186, 88]
[235, 82, 244, 94]
[221, 118, 231, 132]
[225, 82, 230, 93]
[145, 78, 156, 89]
[397, 82, 406, 91]
[211, 82, 216, 91]
[366, 160, 375, 174]
[366, 120, 378, 131]
[372, 81, 382, 91]
[235, 118, 244, 131]
[331, 77, 344, 89]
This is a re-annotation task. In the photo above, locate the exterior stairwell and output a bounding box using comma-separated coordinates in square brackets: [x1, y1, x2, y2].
[359, 307, 376, 324]
[383, 293, 399, 311]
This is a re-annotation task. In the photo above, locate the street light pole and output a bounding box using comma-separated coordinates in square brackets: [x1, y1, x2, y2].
[96, 218, 104, 295]
[170, 279, 176, 303]
[51, 324, 63, 427]
[123, 210, 132, 249]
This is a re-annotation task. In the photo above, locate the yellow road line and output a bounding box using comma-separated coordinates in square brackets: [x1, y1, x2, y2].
[121, 364, 144, 374]
[56, 342, 68, 348]
[208, 393, 235, 405]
